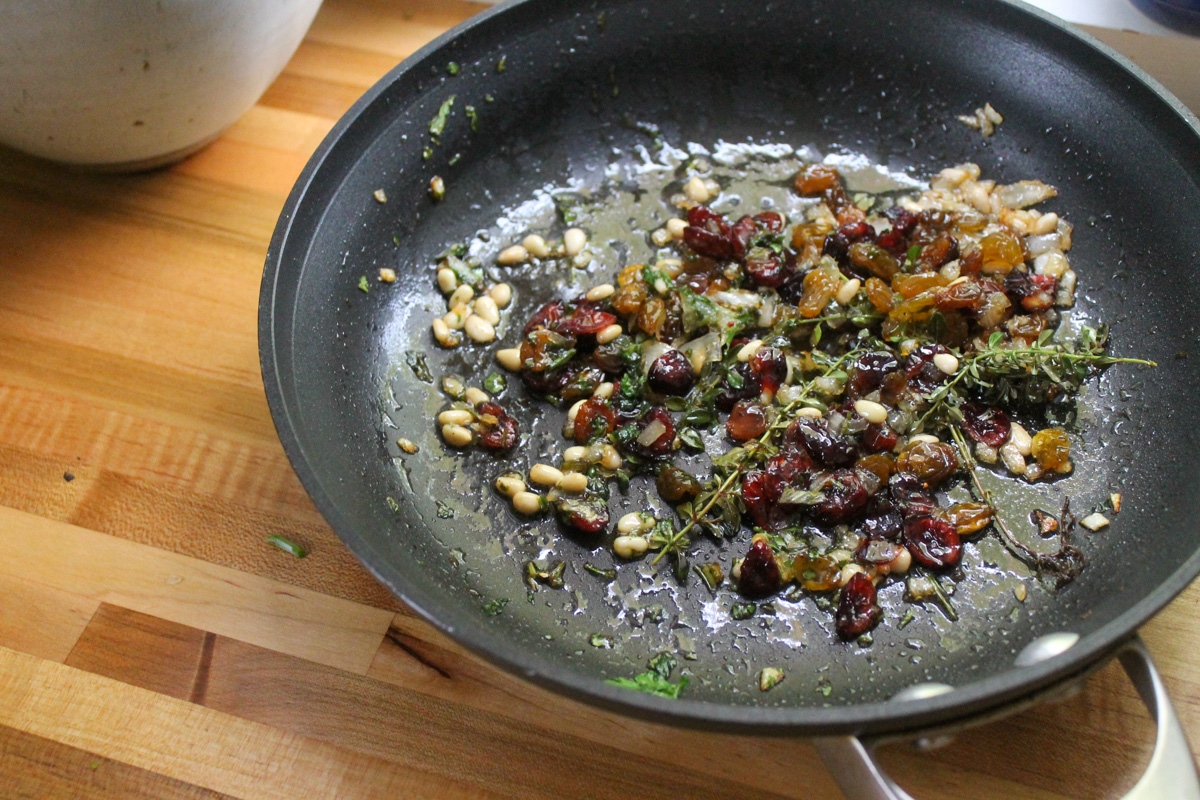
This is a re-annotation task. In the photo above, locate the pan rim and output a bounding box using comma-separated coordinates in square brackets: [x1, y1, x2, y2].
[259, 0, 1200, 735]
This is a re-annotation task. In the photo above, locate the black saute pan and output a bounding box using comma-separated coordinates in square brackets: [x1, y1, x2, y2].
[260, 0, 1200, 794]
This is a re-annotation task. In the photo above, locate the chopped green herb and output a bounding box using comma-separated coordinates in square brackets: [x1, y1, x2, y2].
[448, 153, 461, 166]
[404, 350, 434, 383]
[496, 55, 507, 72]
[485, 93, 495, 103]
[267, 534, 307, 559]
[525, 559, 566, 590]
[696, 562, 724, 591]
[422, 147, 433, 161]
[589, 633, 614, 648]
[482, 598, 508, 616]
[386, 496, 400, 513]
[446, 61, 459, 75]
[483, 373, 507, 395]
[759, 667, 785, 692]
[606, 653, 688, 699]
[731, 601, 756, 620]
[429, 95, 456, 138]
[429, 175, 445, 201]
[584, 563, 617, 582]
[357, 276, 370, 293]
[465, 105, 478, 133]
[436, 501, 454, 519]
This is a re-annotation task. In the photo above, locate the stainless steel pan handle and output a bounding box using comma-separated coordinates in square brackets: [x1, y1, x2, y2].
[814, 636, 1200, 800]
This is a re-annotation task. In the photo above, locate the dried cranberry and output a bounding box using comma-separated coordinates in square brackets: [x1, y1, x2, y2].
[647, 349, 695, 396]
[791, 417, 857, 467]
[521, 366, 570, 395]
[557, 301, 617, 336]
[848, 351, 902, 398]
[861, 422, 899, 453]
[888, 472, 936, 519]
[684, 206, 737, 261]
[741, 470, 774, 529]
[877, 208, 919, 256]
[555, 497, 610, 535]
[961, 402, 1011, 448]
[524, 301, 564, 335]
[631, 406, 675, 458]
[904, 515, 962, 568]
[860, 511, 904, 541]
[476, 402, 518, 451]
[738, 537, 782, 598]
[811, 469, 871, 524]
[573, 398, 617, 443]
[835, 573, 882, 639]
[751, 346, 788, 399]
[745, 252, 787, 287]
[766, 449, 815, 490]
[857, 537, 904, 564]
[727, 400, 769, 441]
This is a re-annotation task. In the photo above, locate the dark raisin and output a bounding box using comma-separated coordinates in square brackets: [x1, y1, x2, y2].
[835, 572, 882, 639]
[822, 221, 876, 264]
[647, 349, 696, 396]
[476, 402, 518, 450]
[741, 470, 774, 529]
[904, 515, 962, 568]
[905, 343, 951, 394]
[888, 472, 936, 519]
[738, 536, 782, 598]
[715, 362, 760, 411]
[751, 346, 788, 399]
[859, 512, 903, 541]
[726, 400, 769, 442]
[861, 423, 899, 453]
[895, 441, 959, 488]
[630, 406, 675, 458]
[744, 252, 787, 287]
[916, 232, 959, 271]
[656, 465, 702, 503]
[848, 351, 901, 398]
[791, 417, 857, 467]
[961, 402, 1012, 448]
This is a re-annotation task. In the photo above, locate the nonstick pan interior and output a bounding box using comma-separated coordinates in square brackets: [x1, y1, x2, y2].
[261, 0, 1200, 735]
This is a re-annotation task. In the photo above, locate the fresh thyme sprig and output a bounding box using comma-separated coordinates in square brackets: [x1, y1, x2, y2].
[650, 347, 864, 565]
[917, 326, 1157, 430]
[949, 426, 1084, 586]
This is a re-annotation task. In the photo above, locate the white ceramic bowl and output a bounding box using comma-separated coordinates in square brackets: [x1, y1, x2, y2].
[0, 0, 323, 169]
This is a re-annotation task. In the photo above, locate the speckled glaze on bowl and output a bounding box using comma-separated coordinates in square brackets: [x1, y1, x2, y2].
[0, 0, 323, 169]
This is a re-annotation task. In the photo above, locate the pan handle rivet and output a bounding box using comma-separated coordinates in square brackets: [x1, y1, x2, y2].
[1015, 632, 1080, 667]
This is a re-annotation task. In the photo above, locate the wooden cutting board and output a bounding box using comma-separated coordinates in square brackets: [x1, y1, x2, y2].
[1, 1, 1198, 797]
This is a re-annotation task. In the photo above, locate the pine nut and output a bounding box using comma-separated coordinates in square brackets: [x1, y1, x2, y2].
[465, 315, 496, 343]
[564, 228, 588, 257]
[441, 375, 466, 398]
[886, 548, 912, 575]
[600, 445, 622, 471]
[683, 175, 710, 203]
[495, 474, 525, 498]
[651, 228, 672, 246]
[529, 464, 564, 486]
[617, 512, 648, 534]
[737, 339, 763, 363]
[448, 284, 474, 308]
[438, 409, 474, 426]
[613, 535, 649, 559]
[432, 318, 459, 347]
[379, 268, 397, 283]
[397, 438, 419, 454]
[497, 245, 529, 265]
[474, 295, 501, 326]
[567, 399, 586, 423]
[512, 491, 545, 515]
[1000, 442, 1026, 475]
[593, 382, 614, 399]
[557, 472, 588, 493]
[444, 305, 468, 329]
[441, 423, 473, 447]
[839, 563, 867, 586]
[665, 218, 687, 239]
[563, 446, 589, 463]
[1008, 424, 1032, 456]
[437, 267, 458, 295]
[496, 348, 523, 372]
[797, 407, 823, 418]
[854, 399, 888, 425]
[596, 324, 623, 345]
[656, 258, 683, 279]
[522, 234, 550, 258]
[585, 284, 615, 302]
[975, 442, 999, 464]
[463, 388, 492, 407]
[489, 282, 513, 308]
[933, 353, 959, 375]
[836, 278, 861, 306]
[1032, 212, 1059, 236]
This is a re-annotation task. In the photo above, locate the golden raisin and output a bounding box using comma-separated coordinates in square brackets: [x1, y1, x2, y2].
[794, 164, 842, 196]
[886, 292, 938, 324]
[978, 228, 1027, 275]
[848, 242, 900, 281]
[637, 295, 666, 338]
[1030, 428, 1071, 471]
[892, 272, 949, 299]
[856, 454, 894, 483]
[798, 266, 841, 318]
[792, 552, 841, 591]
[865, 277, 895, 312]
[617, 263, 644, 286]
[943, 502, 993, 536]
[895, 441, 959, 487]
[611, 281, 647, 318]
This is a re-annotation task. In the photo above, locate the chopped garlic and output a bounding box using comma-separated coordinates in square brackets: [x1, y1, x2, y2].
[1080, 513, 1110, 531]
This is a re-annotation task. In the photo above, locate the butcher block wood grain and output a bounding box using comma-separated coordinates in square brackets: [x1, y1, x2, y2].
[0, 1, 1198, 797]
